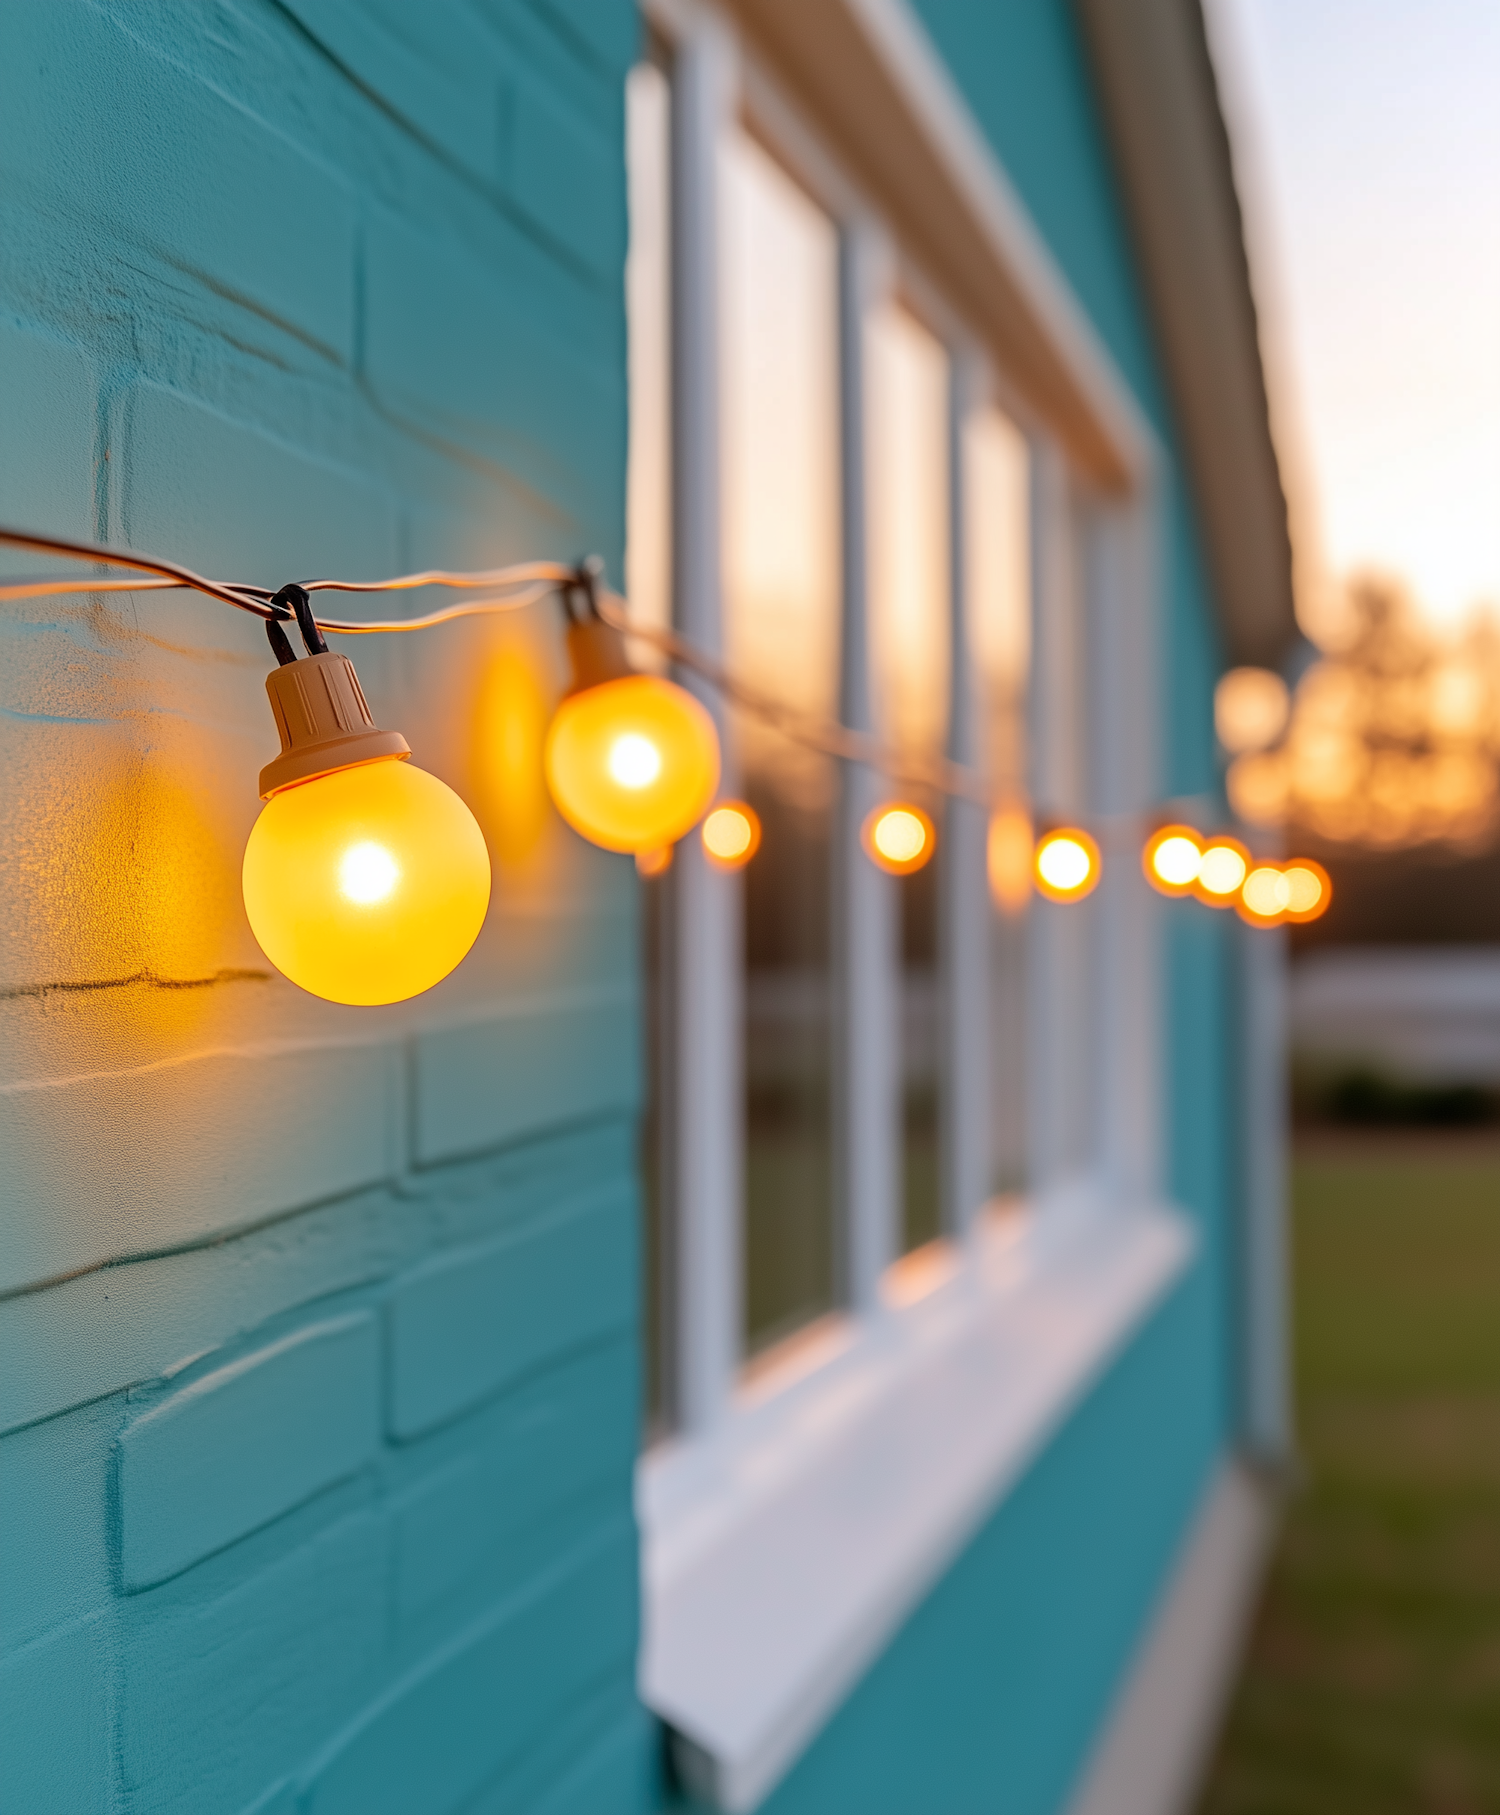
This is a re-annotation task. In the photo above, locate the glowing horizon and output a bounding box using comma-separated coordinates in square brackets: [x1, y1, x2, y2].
[1213, 0, 1500, 632]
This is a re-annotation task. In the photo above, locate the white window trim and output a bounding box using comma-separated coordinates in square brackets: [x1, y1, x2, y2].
[641, 1194, 1194, 1813]
[638, 2, 1178, 1806]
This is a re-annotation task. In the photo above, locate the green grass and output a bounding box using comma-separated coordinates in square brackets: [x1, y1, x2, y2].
[1200, 1143, 1500, 1814]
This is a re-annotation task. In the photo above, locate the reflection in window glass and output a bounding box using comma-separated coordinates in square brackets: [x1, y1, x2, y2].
[867, 303, 951, 1253]
[721, 128, 841, 1355]
[965, 406, 1031, 1194]
[627, 59, 672, 1432]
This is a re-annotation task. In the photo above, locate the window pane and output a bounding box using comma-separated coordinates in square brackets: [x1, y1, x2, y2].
[721, 128, 841, 1356]
[965, 405, 1031, 1195]
[867, 303, 951, 1253]
[626, 58, 672, 1433]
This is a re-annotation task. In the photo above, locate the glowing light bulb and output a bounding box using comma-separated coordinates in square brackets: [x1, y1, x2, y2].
[987, 807, 1034, 914]
[1238, 863, 1291, 925]
[1034, 828, 1100, 902]
[863, 803, 935, 876]
[1283, 859, 1331, 923]
[243, 758, 491, 1005]
[339, 840, 400, 904]
[1143, 824, 1203, 896]
[607, 732, 662, 789]
[546, 674, 720, 854]
[702, 801, 761, 869]
[1194, 837, 1250, 906]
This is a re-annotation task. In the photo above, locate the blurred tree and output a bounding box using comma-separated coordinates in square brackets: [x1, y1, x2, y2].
[1231, 578, 1500, 852]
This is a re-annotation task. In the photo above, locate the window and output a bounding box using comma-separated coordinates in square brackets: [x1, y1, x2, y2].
[720, 126, 842, 1356]
[623, 28, 1113, 1440]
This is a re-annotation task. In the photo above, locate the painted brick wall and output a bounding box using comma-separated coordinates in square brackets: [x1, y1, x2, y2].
[0, 3, 654, 1811]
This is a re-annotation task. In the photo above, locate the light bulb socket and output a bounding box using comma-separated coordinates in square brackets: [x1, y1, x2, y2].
[259, 650, 411, 798]
[564, 618, 635, 696]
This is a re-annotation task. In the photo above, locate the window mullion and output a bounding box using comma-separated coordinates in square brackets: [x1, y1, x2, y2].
[833, 218, 899, 1314]
[1026, 436, 1085, 1197]
[668, 17, 742, 1435]
[1089, 500, 1160, 1208]
[939, 351, 991, 1241]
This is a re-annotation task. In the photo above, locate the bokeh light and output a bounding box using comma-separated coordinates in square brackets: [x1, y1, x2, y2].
[863, 803, 935, 876]
[1282, 858, 1332, 925]
[1194, 837, 1250, 906]
[702, 800, 762, 869]
[1215, 666, 1290, 754]
[635, 845, 673, 878]
[1239, 864, 1292, 926]
[1143, 824, 1203, 896]
[1033, 827, 1100, 903]
[544, 673, 720, 854]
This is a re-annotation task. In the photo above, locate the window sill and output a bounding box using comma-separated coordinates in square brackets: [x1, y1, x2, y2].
[636, 1191, 1196, 1813]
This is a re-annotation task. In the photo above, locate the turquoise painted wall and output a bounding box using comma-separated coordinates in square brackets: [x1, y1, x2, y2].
[755, 1278, 1223, 1815]
[0, 3, 655, 1811]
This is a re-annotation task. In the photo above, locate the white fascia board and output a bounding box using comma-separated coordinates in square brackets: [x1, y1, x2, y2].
[638, 1196, 1196, 1813]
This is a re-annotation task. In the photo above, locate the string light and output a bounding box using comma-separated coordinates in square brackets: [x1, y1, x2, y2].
[1034, 828, 1100, 903]
[863, 804, 936, 876]
[1282, 858, 1331, 923]
[1237, 864, 1291, 926]
[1143, 824, 1203, 897]
[702, 801, 761, 870]
[1237, 857, 1331, 928]
[1193, 836, 1250, 907]
[0, 520, 1188, 1018]
[542, 570, 721, 856]
[241, 586, 490, 1005]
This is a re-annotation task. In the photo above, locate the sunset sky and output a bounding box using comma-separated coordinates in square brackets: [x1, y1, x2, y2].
[1212, 0, 1500, 632]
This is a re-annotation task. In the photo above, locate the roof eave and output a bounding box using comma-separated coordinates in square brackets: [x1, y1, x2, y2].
[1074, 0, 1298, 669]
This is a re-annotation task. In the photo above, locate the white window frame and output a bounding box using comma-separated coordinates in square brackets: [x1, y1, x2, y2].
[637, 4, 1189, 1807]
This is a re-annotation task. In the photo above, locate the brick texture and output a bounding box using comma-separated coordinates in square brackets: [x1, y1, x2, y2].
[0, 0, 649, 1809]
[118, 1313, 381, 1589]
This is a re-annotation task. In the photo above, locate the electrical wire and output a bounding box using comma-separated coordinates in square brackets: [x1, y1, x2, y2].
[593, 587, 994, 807]
[0, 523, 995, 804]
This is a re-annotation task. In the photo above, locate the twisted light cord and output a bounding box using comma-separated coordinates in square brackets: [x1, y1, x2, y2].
[0, 525, 998, 803]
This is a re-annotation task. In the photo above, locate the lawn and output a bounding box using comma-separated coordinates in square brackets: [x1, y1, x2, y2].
[1200, 1138, 1500, 1815]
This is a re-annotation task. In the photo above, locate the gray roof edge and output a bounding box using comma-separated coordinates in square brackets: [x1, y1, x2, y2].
[1074, 0, 1298, 669]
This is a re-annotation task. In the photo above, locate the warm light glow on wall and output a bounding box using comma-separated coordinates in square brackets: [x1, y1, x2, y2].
[1193, 837, 1250, 907]
[242, 758, 491, 1004]
[702, 800, 761, 870]
[863, 803, 935, 875]
[544, 673, 720, 855]
[1033, 827, 1100, 903]
[471, 643, 550, 869]
[1143, 824, 1203, 897]
[987, 806, 1033, 914]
